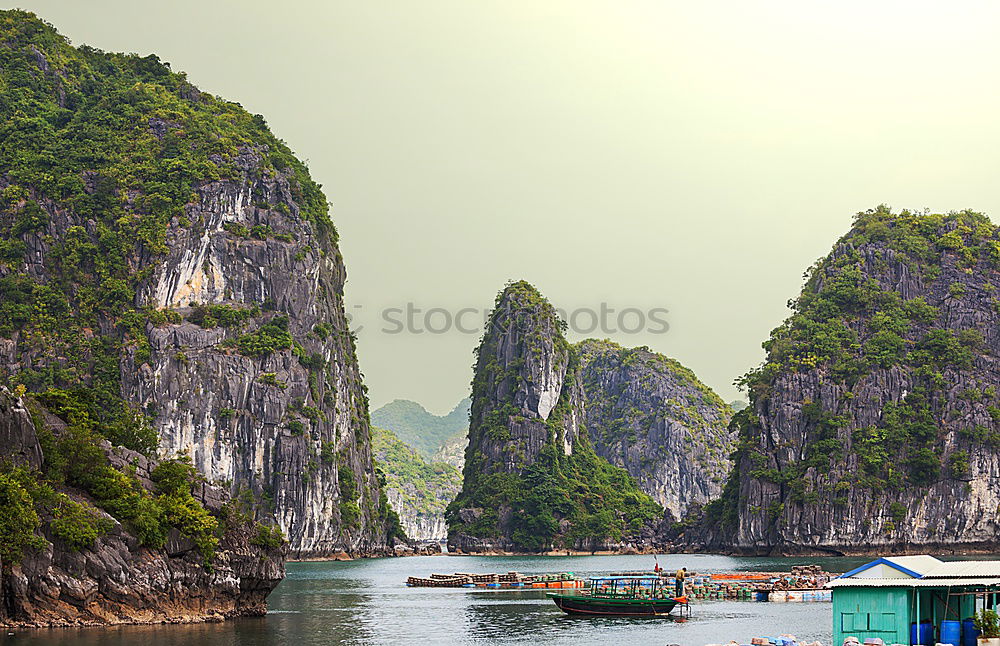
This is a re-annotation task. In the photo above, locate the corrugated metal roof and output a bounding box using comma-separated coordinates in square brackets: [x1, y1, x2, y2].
[883, 555, 943, 575]
[829, 577, 1000, 588]
[922, 561, 1000, 578]
[835, 555, 1000, 587]
[839, 555, 941, 580]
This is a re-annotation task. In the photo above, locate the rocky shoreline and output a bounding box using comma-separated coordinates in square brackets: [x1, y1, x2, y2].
[445, 544, 668, 557]
[287, 542, 444, 562]
[0, 390, 286, 630]
[673, 543, 1000, 557]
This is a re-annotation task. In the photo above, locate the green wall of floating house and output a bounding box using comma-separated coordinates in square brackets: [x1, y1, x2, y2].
[832, 586, 977, 646]
[833, 587, 910, 645]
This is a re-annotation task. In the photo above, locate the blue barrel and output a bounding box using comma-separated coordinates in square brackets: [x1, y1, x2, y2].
[922, 621, 934, 645]
[963, 618, 980, 646]
[910, 620, 934, 645]
[941, 620, 960, 646]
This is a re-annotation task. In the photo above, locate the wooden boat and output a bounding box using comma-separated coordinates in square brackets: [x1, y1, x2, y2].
[548, 576, 689, 617]
[406, 575, 472, 587]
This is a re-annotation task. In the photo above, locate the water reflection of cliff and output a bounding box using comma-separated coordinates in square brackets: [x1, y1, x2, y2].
[460, 591, 687, 642]
[0, 577, 376, 646]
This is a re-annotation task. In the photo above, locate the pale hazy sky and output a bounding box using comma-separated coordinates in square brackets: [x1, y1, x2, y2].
[14, 1, 1000, 413]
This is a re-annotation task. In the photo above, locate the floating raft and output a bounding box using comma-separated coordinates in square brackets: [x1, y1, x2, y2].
[405, 565, 834, 600]
[610, 565, 833, 602]
[406, 571, 584, 589]
[683, 565, 833, 602]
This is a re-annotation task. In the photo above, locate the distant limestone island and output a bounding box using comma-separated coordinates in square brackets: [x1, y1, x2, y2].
[444, 281, 735, 554]
[372, 398, 470, 464]
[371, 288, 738, 553]
[368, 399, 467, 542]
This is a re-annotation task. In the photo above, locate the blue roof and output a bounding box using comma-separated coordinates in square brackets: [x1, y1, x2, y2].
[838, 557, 928, 580]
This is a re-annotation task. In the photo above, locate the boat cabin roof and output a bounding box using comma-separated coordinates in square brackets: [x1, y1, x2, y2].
[589, 576, 661, 581]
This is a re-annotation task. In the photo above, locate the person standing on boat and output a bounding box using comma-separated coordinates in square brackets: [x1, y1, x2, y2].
[674, 568, 687, 596]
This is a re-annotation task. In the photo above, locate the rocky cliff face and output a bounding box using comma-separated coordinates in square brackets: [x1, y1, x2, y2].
[387, 500, 446, 543]
[577, 339, 733, 521]
[0, 388, 284, 628]
[694, 207, 1000, 554]
[119, 153, 389, 557]
[464, 282, 583, 476]
[447, 282, 663, 553]
[372, 426, 460, 542]
[0, 11, 399, 558]
[432, 431, 468, 471]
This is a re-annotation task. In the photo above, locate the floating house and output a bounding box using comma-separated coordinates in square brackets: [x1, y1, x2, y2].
[829, 555, 1000, 645]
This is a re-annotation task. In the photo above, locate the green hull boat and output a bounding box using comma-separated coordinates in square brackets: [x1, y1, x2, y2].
[548, 576, 690, 617]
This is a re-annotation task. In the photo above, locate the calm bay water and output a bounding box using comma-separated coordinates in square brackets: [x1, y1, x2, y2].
[2, 554, 873, 646]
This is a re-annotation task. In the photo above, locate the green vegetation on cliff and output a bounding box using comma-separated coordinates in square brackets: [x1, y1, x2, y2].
[0, 10, 331, 453]
[372, 426, 460, 525]
[706, 207, 1000, 538]
[740, 206, 994, 398]
[1, 394, 220, 564]
[451, 440, 663, 551]
[0, 469, 46, 562]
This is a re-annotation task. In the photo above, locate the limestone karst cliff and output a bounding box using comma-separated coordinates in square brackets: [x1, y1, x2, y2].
[577, 339, 734, 522]
[432, 430, 468, 471]
[0, 388, 285, 628]
[372, 426, 460, 542]
[446, 281, 663, 552]
[0, 10, 401, 561]
[691, 207, 1000, 554]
